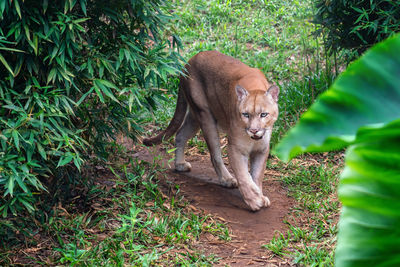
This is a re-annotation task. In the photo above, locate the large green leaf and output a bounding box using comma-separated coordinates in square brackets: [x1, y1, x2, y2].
[274, 34, 400, 162]
[336, 119, 400, 266]
[273, 34, 400, 266]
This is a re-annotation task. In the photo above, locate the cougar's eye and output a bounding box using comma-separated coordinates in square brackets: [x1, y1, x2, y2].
[242, 112, 249, 118]
[260, 112, 269, 118]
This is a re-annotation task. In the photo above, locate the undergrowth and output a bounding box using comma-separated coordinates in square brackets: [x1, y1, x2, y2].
[0, 159, 227, 265]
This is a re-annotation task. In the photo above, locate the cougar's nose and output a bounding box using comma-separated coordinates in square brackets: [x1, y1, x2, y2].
[249, 128, 259, 134]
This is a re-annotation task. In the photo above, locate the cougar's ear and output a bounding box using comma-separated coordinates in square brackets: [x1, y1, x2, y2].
[235, 85, 248, 102]
[266, 85, 279, 103]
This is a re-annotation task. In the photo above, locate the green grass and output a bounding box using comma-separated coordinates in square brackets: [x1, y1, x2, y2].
[173, 0, 314, 71]
[264, 154, 342, 265]
[0, 160, 227, 265]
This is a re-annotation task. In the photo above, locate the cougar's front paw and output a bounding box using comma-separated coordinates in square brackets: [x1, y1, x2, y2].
[245, 196, 264, 211]
[241, 183, 266, 211]
[175, 161, 192, 172]
[246, 195, 270, 211]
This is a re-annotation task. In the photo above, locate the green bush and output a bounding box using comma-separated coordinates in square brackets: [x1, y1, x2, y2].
[314, 0, 400, 56]
[0, 0, 183, 216]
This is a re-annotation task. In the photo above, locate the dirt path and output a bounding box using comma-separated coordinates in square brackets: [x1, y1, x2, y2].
[135, 147, 293, 266]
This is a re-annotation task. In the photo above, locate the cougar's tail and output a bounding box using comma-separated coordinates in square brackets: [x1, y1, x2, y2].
[143, 85, 187, 146]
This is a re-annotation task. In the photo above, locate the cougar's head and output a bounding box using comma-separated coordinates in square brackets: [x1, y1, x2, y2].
[235, 84, 279, 140]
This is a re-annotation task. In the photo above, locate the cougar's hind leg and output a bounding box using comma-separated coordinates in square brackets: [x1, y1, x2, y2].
[175, 109, 200, 172]
[197, 111, 237, 188]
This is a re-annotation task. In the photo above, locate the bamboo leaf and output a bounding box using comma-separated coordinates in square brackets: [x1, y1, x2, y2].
[33, 34, 38, 55]
[0, 47, 25, 53]
[43, 0, 48, 13]
[47, 68, 57, 84]
[0, 53, 15, 76]
[60, 96, 75, 115]
[24, 24, 31, 41]
[7, 176, 15, 197]
[94, 79, 119, 103]
[0, 0, 5, 16]
[57, 154, 74, 167]
[64, 0, 69, 14]
[18, 198, 35, 213]
[76, 87, 94, 106]
[96, 79, 118, 90]
[37, 142, 47, 160]
[79, 0, 87, 15]
[12, 130, 19, 151]
[14, 0, 22, 19]
[73, 18, 89, 24]
[93, 84, 105, 103]
[15, 174, 29, 193]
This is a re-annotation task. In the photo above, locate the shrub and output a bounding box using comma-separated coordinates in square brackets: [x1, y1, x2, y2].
[0, 0, 183, 216]
[314, 0, 400, 56]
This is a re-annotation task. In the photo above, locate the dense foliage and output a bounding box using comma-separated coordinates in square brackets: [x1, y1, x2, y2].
[314, 0, 400, 56]
[0, 0, 182, 216]
[275, 34, 400, 265]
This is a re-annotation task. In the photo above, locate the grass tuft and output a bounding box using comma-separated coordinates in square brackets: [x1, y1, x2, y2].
[264, 153, 342, 265]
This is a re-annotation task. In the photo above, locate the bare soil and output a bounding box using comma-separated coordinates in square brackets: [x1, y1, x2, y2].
[134, 147, 294, 266]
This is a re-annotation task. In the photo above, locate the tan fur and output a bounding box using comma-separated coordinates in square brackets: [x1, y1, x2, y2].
[143, 51, 279, 211]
